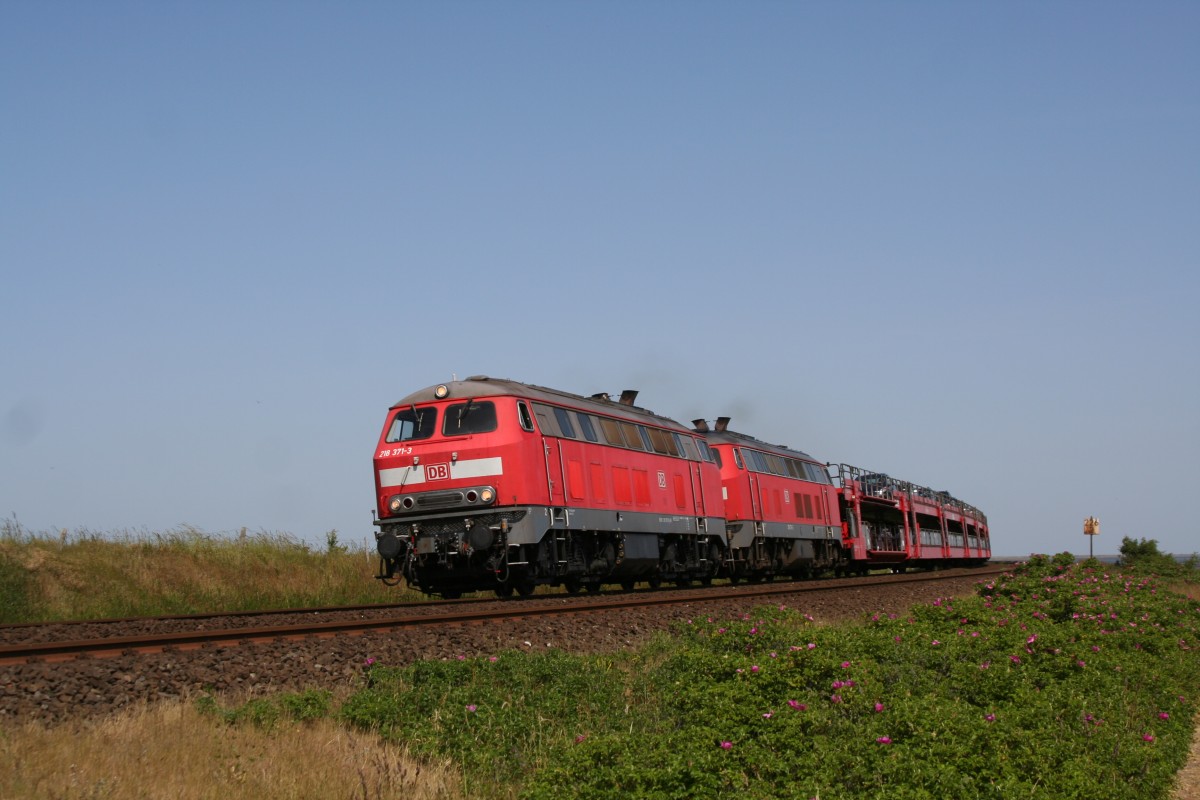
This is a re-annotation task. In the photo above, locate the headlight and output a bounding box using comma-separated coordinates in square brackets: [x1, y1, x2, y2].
[480, 487, 495, 504]
[434, 384, 450, 399]
[388, 495, 415, 513]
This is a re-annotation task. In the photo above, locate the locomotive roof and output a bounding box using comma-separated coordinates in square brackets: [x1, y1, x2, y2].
[391, 376, 692, 431]
[699, 426, 822, 464]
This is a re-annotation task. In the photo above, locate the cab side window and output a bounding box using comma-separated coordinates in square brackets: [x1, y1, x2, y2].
[517, 401, 535, 432]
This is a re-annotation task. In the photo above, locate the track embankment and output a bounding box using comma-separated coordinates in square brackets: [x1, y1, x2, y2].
[0, 568, 1003, 724]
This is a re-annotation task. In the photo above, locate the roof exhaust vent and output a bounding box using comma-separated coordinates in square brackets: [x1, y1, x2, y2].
[591, 392, 610, 401]
[715, 416, 731, 432]
[692, 419, 709, 432]
[619, 389, 639, 406]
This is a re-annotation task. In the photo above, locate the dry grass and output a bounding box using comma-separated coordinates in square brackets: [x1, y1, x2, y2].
[0, 700, 463, 799]
[1164, 579, 1200, 606]
[0, 524, 426, 622]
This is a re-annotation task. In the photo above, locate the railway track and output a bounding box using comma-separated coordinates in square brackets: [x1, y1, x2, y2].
[0, 564, 1008, 666]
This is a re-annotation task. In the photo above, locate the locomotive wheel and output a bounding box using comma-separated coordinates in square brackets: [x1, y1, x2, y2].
[647, 575, 662, 590]
[495, 585, 514, 598]
[564, 578, 582, 595]
[585, 582, 602, 594]
[620, 580, 635, 592]
[516, 580, 536, 597]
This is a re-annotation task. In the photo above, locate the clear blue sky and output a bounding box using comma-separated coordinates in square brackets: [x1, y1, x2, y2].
[3, 2, 1197, 558]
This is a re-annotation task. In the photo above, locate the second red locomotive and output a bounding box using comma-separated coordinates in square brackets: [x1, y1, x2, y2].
[372, 376, 990, 598]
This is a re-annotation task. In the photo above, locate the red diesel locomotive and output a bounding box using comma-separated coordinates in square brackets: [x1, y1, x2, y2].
[372, 377, 990, 597]
[372, 377, 727, 598]
[696, 418, 847, 582]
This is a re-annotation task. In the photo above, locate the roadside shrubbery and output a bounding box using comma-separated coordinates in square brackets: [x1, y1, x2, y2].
[1118, 536, 1200, 577]
[333, 554, 1200, 799]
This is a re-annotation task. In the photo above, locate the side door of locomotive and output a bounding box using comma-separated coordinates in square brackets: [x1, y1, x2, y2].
[529, 403, 569, 514]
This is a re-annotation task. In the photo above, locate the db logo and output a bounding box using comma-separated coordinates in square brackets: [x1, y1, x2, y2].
[426, 463, 451, 481]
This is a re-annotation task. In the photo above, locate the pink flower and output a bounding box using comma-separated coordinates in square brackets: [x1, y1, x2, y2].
[489, 656, 498, 662]
[574, 734, 587, 744]
[841, 661, 851, 669]
[807, 643, 816, 650]
[1143, 734, 1155, 742]
[985, 713, 996, 722]
[751, 665, 760, 673]
[1159, 712, 1170, 720]
[763, 712, 774, 719]
[830, 695, 843, 704]
[787, 700, 806, 711]
[876, 736, 892, 744]
[720, 740, 733, 750]
[363, 657, 376, 666]
[874, 703, 885, 713]
[466, 704, 477, 712]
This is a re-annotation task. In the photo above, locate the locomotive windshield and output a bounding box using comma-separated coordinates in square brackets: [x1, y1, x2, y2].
[386, 406, 437, 443]
[443, 400, 498, 435]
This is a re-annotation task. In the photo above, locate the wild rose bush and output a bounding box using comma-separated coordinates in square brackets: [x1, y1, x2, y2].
[339, 556, 1200, 799]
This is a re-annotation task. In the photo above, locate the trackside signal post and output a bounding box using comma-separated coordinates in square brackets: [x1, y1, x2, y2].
[1083, 516, 1100, 559]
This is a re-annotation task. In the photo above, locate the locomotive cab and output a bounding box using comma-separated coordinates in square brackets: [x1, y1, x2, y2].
[373, 379, 546, 597]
